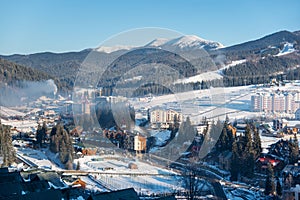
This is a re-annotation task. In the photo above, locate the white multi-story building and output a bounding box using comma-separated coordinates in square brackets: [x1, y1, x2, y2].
[251, 92, 300, 113]
[272, 94, 285, 112]
[150, 107, 182, 128]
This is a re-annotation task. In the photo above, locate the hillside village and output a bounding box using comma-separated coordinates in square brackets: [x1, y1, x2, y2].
[1, 78, 300, 199]
[1, 0, 300, 198]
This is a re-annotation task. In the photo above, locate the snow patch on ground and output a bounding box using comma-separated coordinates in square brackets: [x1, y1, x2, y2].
[150, 129, 172, 146]
[17, 147, 62, 170]
[175, 71, 223, 84]
[218, 59, 247, 72]
[276, 42, 295, 56]
[123, 75, 143, 82]
[175, 59, 247, 84]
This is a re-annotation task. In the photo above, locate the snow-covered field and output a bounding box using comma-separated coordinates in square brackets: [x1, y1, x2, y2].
[132, 83, 300, 154]
[133, 83, 300, 124]
[16, 147, 63, 170]
[74, 154, 184, 194]
[132, 85, 257, 124]
[15, 146, 186, 194]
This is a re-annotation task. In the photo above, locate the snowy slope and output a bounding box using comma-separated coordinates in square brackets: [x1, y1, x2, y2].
[175, 59, 247, 84]
[150, 129, 172, 146]
[276, 42, 295, 56]
[218, 59, 247, 72]
[175, 71, 223, 84]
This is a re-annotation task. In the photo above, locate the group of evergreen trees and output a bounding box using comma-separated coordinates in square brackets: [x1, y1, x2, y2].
[214, 120, 298, 197]
[0, 121, 15, 167]
[0, 119, 75, 169]
[35, 121, 47, 148]
[49, 123, 74, 169]
[264, 163, 282, 196]
[208, 119, 262, 181]
[230, 124, 262, 180]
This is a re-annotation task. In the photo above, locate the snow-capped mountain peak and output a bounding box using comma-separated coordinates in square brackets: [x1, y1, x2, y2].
[163, 35, 224, 50]
[95, 35, 223, 53]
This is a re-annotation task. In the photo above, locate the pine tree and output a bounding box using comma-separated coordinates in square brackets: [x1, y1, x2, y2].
[253, 126, 262, 158]
[36, 124, 42, 148]
[244, 124, 253, 153]
[230, 140, 239, 181]
[242, 124, 255, 178]
[0, 123, 16, 166]
[276, 177, 282, 196]
[265, 163, 275, 196]
[217, 127, 228, 152]
[49, 123, 74, 169]
[59, 140, 67, 163]
[289, 134, 299, 164]
[41, 121, 47, 144]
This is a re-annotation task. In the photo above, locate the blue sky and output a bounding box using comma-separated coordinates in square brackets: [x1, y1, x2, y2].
[0, 0, 299, 55]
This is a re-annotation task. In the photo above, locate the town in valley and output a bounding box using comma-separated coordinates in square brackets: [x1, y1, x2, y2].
[1, 1, 300, 199]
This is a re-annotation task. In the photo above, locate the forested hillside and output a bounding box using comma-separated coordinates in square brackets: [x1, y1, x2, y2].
[0, 50, 91, 90]
[222, 53, 300, 86]
[213, 30, 300, 60]
[0, 58, 59, 87]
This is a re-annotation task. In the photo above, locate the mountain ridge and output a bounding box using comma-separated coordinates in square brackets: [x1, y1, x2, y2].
[96, 35, 224, 53]
[0, 29, 299, 92]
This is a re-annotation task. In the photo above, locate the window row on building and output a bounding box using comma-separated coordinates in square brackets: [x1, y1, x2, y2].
[251, 93, 300, 113]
